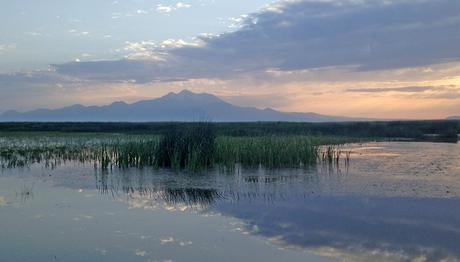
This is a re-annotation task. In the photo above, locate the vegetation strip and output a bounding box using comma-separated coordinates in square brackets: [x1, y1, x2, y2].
[0, 128, 354, 171]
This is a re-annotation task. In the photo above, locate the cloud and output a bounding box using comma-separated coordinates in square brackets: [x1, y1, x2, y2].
[175, 2, 191, 9]
[68, 29, 90, 37]
[226, 15, 249, 29]
[178, 0, 460, 71]
[0, 44, 16, 54]
[156, 2, 191, 13]
[0, 71, 93, 112]
[346, 86, 435, 93]
[123, 41, 165, 60]
[160, 39, 199, 49]
[0, 72, 71, 88]
[136, 9, 148, 14]
[52, 0, 460, 83]
[345, 85, 460, 100]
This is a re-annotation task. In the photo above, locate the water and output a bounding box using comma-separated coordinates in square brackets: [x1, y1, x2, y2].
[1, 142, 460, 262]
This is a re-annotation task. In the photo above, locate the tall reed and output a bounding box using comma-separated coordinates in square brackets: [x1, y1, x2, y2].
[155, 123, 216, 171]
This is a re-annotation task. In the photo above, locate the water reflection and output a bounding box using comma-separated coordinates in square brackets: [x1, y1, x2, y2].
[1, 142, 460, 261]
[17, 183, 34, 203]
[95, 170, 223, 208]
[217, 197, 460, 261]
[92, 167, 341, 207]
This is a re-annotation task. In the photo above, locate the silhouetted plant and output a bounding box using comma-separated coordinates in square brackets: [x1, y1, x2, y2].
[155, 123, 216, 171]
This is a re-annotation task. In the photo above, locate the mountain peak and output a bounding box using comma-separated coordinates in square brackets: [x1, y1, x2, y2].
[174, 89, 197, 99]
[177, 89, 194, 95]
[159, 90, 225, 105]
[164, 89, 196, 98]
[64, 104, 85, 110]
[110, 101, 127, 106]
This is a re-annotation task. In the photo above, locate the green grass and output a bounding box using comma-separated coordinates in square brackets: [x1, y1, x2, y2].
[216, 136, 317, 168]
[0, 129, 359, 171]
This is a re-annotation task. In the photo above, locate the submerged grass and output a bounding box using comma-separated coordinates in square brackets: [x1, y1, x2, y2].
[0, 129, 357, 171]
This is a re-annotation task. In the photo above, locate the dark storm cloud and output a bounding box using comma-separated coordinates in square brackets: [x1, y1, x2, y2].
[53, 0, 460, 82]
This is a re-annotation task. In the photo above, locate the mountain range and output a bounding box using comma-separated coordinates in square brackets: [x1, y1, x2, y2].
[0, 90, 367, 122]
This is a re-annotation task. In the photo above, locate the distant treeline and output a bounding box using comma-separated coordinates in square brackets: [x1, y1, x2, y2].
[0, 121, 458, 139]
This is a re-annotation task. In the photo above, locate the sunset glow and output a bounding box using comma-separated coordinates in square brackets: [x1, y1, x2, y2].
[1, 0, 459, 119]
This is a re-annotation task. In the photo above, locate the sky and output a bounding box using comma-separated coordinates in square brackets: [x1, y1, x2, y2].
[1, 0, 460, 119]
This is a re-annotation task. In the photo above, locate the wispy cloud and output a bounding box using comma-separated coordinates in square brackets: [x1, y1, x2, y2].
[68, 29, 90, 37]
[25, 31, 46, 37]
[346, 86, 435, 93]
[160, 39, 199, 49]
[136, 9, 148, 14]
[346, 85, 460, 100]
[156, 2, 191, 13]
[123, 41, 165, 60]
[121, 39, 200, 61]
[0, 44, 16, 55]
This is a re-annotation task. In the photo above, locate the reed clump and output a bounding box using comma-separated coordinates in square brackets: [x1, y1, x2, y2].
[155, 123, 216, 171]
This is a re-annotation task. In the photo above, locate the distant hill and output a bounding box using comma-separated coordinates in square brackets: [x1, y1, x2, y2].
[447, 116, 460, 120]
[0, 90, 365, 122]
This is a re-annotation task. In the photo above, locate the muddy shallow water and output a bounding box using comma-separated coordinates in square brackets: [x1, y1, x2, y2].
[1, 142, 459, 262]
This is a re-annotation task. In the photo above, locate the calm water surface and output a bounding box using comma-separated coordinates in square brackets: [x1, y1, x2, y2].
[1, 142, 460, 262]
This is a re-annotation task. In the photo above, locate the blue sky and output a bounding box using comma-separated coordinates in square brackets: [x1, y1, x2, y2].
[0, 0, 272, 72]
[1, 0, 460, 119]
